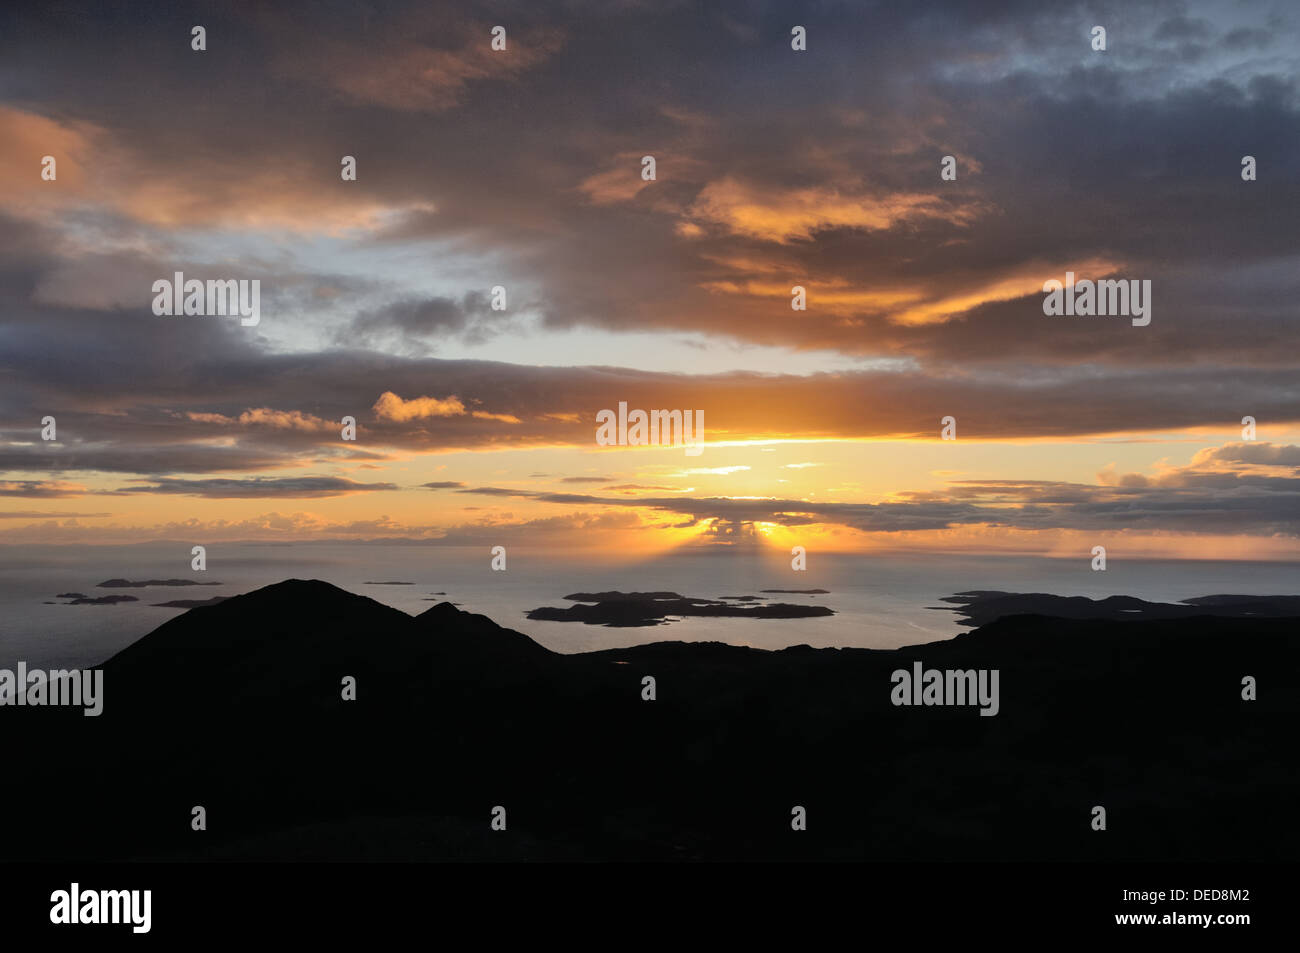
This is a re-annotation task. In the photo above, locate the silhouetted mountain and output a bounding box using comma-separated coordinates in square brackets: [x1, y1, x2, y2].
[3, 579, 1296, 862]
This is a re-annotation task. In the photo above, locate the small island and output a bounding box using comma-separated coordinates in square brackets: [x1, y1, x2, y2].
[151, 596, 229, 609]
[97, 578, 222, 588]
[57, 593, 140, 605]
[527, 590, 835, 627]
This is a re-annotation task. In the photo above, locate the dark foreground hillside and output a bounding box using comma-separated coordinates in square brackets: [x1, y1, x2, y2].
[4, 579, 1296, 862]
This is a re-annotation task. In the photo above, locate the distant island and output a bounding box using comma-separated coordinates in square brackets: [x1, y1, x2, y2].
[941, 590, 1300, 627]
[151, 596, 229, 609]
[97, 578, 222, 588]
[760, 588, 830, 594]
[55, 593, 140, 605]
[364, 581, 414, 585]
[527, 590, 836, 627]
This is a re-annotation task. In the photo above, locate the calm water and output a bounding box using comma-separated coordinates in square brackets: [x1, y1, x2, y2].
[1, 542, 1296, 669]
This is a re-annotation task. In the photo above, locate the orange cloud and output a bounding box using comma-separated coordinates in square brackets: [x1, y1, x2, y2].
[889, 258, 1121, 326]
[577, 157, 655, 205]
[184, 409, 335, 431]
[685, 176, 983, 243]
[0, 105, 395, 233]
[0, 106, 100, 209]
[373, 392, 468, 421]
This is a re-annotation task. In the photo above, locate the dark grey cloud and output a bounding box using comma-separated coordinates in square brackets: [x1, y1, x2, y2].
[343, 291, 514, 349]
[452, 486, 523, 497]
[1222, 27, 1273, 50]
[603, 483, 682, 492]
[0, 511, 112, 518]
[0, 482, 86, 498]
[109, 476, 400, 499]
[1199, 443, 1300, 465]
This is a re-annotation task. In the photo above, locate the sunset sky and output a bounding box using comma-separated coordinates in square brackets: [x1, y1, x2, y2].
[1, 0, 1297, 560]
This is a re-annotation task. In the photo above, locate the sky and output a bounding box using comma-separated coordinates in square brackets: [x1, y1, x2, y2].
[0, 0, 1297, 560]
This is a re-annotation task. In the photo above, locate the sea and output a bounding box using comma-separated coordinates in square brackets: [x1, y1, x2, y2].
[1, 542, 1296, 669]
